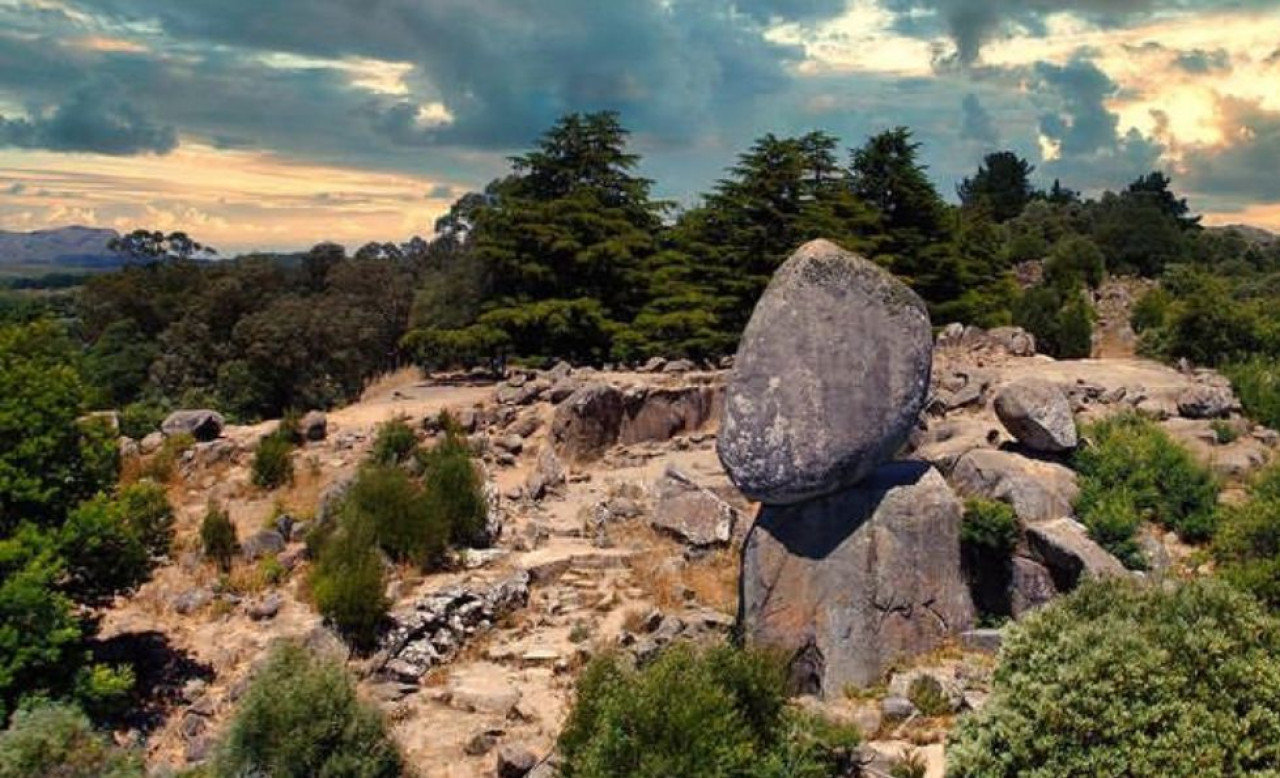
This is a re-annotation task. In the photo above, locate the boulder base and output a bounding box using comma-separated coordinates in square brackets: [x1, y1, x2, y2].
[740, 463, 974, 694]
[719, 239, 933, 505]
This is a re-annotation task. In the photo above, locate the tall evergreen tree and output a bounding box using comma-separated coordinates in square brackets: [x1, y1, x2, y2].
[957, 151, 1037, 223]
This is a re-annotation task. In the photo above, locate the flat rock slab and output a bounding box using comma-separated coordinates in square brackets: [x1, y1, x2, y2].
[740, 463, 974, 694]
[719, 239, 933, 505]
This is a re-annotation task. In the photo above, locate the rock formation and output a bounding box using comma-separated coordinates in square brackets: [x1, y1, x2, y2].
[994, 378, 1078, 452]
[726, 240, 973, 695]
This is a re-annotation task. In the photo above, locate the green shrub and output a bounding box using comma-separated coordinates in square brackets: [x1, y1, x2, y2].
[1074, 413, 1219, 560]
[1214, 466, 1280, 610]
[559, 644, 859, 778]
[906, 675, 950, 717]
[114, 481, 174, 559]
[421, 428, 489, 548]
[310, 517, 388, 651]
[948, 578, 1280, 776]
[961, 499, 1019, 553]
[57, 495, 151, 604]
[1130, 287, 1171, 334]
[1211, 419, 1241, 445]
[1225, 357, 1280, 430]
[211, 641, 403, 778]
[345, 465, 447, 570]
[275, 409, 304, 446]
[118, 401, 167, 442]
[0, 701, 143, 778]
[370, 417, 419, 466]
[960, 499, 1019, 617]
[200, 503, 238, 573]
[1044, 236, 1105, 290]
[251, 434, 295, 490]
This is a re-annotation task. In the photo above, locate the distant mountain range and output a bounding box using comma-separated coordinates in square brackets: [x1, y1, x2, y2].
[0, 226, 122, 274]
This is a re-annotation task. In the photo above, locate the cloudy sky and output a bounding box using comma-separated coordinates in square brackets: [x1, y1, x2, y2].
[0, 0, 1278, 252]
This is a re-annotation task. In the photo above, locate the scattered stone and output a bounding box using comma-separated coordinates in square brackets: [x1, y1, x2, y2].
[497, 744, 539, 778]
[950, 449, 1078, 524]
[377, 572, 530, 682]
[1177, 384, 1239, 419]
[248, 592, 283, 621]
[302, 411, 327, 441]
[464, 730, 500, 756]
[640, 356, 668, 373]
[663, 358, 696, 373]
[740, 463, 974, 694]
[650, 465, 738, 547]
[719, 240, 933, 505]
[994, 378, 1078, 452]
[241, 529, 286, 561]
[140, 431, 164, 454]
[172, 588, 213, 615]
[544, 360, 573, 382]
[881, 696, 917, 721]
[548, 378, 581, 404]
[162, 409, 225, 442]
[525, 446, 567, 501]
[450, 676, 522, 716]
[1026, 518, 1128, 590]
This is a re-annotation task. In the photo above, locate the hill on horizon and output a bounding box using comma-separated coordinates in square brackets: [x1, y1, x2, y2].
[0, 225, 121, 276]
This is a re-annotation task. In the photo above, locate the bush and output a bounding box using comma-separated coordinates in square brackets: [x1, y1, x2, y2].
[0, 701, 143, 778]
[370, 417, 418, 466]
[57, 496, 151, 604]
[1214, 466, 1280, 610]
[118, 400, 167, 442]
[251, 434, 295, 490]
[113, 481, 174, 559]
[1225, 357, 1280, 430]
[421, 427, 489, 548]
[948, 578, 1280, 776]
[211, 641, 403, 778]
[345, 465, 447, 570]
[906, 675, 950, 717]
[1043, 236, 1105, 290]
[960, 499, 1019, 617]
[1130, 287, 1170, 334]
[310, 517, 389, 651]
[1074, 413, 1219, 561]
[559, 644, 859, 778]
[200, 503, 238, 572]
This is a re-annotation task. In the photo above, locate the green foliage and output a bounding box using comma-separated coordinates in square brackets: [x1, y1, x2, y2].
[0, 540, 82, 719]
[1012, 284, 1094, 359]
[961, 499, 1019, 553]
[1211, 419, 1241, 445]
[200, 503, 238, 573]
[118, 400, 168, 441]
[211, 641, 403, 778]
[890, 748, 929, 778]
[143, 431, 194, 482]
[559, 644, 858, 778]
[1130, 287, 1171, 334]
[906, 675, 951, 717]
[113, 481, 174, 559]
[947, 578, 1280, 777]
[343, 465, 446, 570]
[0, 321, 117, 530]
[1043, 236, 1105, 290]
[251, 433, 295, 490]
[1214, 465, 1280, 610]
[1074, 413, 1219, 565]
[370, 417, 419, 467]
[1225, 357, 1280, 430]
[957, 151, 1037, 223]
[309, 516, 388, 652]
[57, 496, 151, 605]
[0, 701, 144, 778]
[420, 426, 489, 549]
[84, 319, 159, 409]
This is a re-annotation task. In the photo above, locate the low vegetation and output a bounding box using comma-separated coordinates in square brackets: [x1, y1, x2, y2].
[200, 503, 238, 573]
[1214, 465, 1280, 610]
[210, 641, 404, 778]
[251, 431, 295, 490]
[948, 578, 1280, 776]
[0, 701, 144, 778]
[1073, 412, 1218, 566]
[559, 644, 860, 778]
[960, 499, 1019, 618]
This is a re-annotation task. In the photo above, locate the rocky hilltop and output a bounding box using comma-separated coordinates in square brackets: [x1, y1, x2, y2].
[98, 242, 1276, 777]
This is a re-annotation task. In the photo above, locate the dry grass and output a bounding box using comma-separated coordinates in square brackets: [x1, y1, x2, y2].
[613, 523, 738, 614]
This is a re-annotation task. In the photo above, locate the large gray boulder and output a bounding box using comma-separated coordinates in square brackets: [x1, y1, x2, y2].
[950, 449, 1078, 524]
[740, 463, 974, 694]
[719, 240, 933, 505]
[994, 378, 1078, 452]
[162, 410, 225, 442]
[1026, 518, 1128, 589]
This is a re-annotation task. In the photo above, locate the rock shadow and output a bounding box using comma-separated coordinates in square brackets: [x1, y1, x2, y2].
[89, 630, 215, 734]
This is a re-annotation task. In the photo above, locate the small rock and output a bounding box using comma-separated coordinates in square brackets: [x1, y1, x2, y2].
[248, 592, 283, 621]
[663, 358, 696, 373]
[172, 588, 213, 615]
[464, 730, 500, 757]
[994, 378, 1078, 452]
[140, 431, 164, 454]
[162, 409, 225, 442]
[1177, 384, 1239, 419]
[881, 696, 917, 721]
[241, 529, 285, 561]
[497, 744, 539, 778]
[302, 410, 328, 441]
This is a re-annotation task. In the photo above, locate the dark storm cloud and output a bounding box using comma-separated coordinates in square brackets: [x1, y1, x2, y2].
[960, 93, 999, 145]
[1184, 98, 1280, 203]
[0, 86, 177, 155]
[880, 0, 1272, 64]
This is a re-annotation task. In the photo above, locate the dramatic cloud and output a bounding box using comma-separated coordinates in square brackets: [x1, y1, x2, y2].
[1184, 97, 1280, 205]
[960, 93, 999, 145]
[1173, 47, 1232, 74]
[0, 86, 176, 155]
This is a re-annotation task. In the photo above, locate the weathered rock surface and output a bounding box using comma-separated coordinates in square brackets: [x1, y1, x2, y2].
[301, 411, 327, 441]
[650, 465, 738, 547]
[740, 463, 974, 693]
[552, 382, 721, 463]
[162, 410, 225, 442]
[1025, 519, 1127, 589]
[551, 383, 626, 463]
[719, 240, 933, 505]
[1176, 383, 1240, 419]
[619, 386, 721, 447]
[1008, 556, 1057, 618]
[951, 449, 1078, 523]
[994, 378, 1078, 452]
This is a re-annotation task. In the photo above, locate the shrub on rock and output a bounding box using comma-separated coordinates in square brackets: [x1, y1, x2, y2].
[251, 433, 295, 490]
[200, 503, 238, 572]
[310, 516, 389, 651]
[370, 417, 419, 466]
[211, 641, 403, 778]
[948, 578, 1280, 776]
